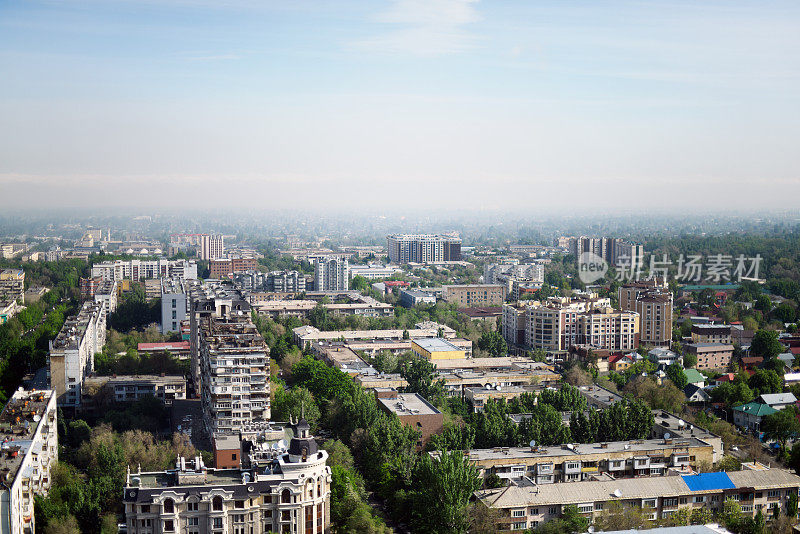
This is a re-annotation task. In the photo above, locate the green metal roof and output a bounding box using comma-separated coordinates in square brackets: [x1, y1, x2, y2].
[733, 402, 778, 417]
[683, 369, 706, 384]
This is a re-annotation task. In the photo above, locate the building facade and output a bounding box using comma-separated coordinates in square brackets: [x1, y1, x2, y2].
[199, 314, 270, 439]
[476, 468, 800, 532]
[313, 257, 349, 291]
[387, 234, 461, 263]
[123, 422, 331, 534]
[443, 284, 507, 307]
[209, 258, 259, 279]
[619, 280, 673, 347]
[161, 277, 191, 334]
[0, 389, 59, 534]
[48, 301, 107, 408]
[91, 259, 198, 282]
[0, 269, 25, 303]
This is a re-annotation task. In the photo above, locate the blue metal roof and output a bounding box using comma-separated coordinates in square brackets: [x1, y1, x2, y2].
[682, 472, 735, 492]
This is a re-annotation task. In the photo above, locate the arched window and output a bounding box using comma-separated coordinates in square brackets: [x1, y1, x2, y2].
[281, 489, 291, 504]
[163, 498, 174, 514]
[212, 496, 223, 511]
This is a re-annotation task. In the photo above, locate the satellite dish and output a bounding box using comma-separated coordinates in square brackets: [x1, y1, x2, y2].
[529, 440, 537, 448]
[664, 433, 671, 439]
[613, 489, 622, 498]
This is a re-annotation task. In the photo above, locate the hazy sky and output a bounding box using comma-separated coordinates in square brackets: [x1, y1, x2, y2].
[1, 0, 799, 210]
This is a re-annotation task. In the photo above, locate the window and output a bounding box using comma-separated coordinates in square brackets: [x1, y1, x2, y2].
[164, 520, 174, 532]
[768, 490, 781, 498]
[163, 499, 174, 514]
[187, 502, 199, 511]
[140, 505, 150, 513]
[213, 518, 223, 529]
[529, 508, 539, 515]
[282, 489, 292, 504]
[512, 522, 526, 530]
[212, 496, 223, 511]
[188, 518, 199, 526]
[694, 496, 705, 503]
[235, 500, 245, 509]
[233, 514, 245, 523]
[548, 507, 557, 515]
[512, 510, 525, 517]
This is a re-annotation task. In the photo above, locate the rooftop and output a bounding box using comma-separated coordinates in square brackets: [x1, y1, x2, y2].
[378, 393, 441, 416]
[0, 389, 54, 485]
[462, 437, 711, 462]
[412, 337, 463, 353]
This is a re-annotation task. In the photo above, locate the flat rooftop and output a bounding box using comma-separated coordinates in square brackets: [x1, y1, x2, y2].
[378, 393, 441, 416]
[0, 390, 54, 485]
[462, 437, 711, 463]
[413, 337, 463, 352]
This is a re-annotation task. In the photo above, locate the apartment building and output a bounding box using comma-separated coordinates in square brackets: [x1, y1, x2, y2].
[686, 343, 735, 370]
[82, 375, 187, 407]
[200, 234, 225, 260]
[254, 295, 392, 320]
[188, 280, 252, 394]
[441, 368, 561, 396]
[91, 259, 198, 282]
[502, 304, 527, 347]
[619, 280, 673, 347]
[161, 277, 192, 334]
[94, 279, 118, 314]
[465, 385, 542, 412]
[443, 284, 507, 307]
[457, 437, 713, 484]
[476, 468, 800, 532]
[0, 269, 25, 303]
[231, 270, 306, 294]
[313, 257, 349, 291]
[348, 264, 403, 281]
[122, 422, 330, 534]
[691, 324, 733, 344]
[199, 314, 270, 439]
[48, 301, 106, 408]
[0, 389, 58, 534]
[209, 257, 258, 279]
[526, 303, 638, 352]
[387, 234, 461, 263]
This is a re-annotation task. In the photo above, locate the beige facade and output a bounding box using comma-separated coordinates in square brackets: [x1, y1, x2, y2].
[477, 468, 800, 532]
[619, 281, 672, 347]
[687, 343, 735, 370]
[443, 284, 507, 307]
[526, 303, 638, 352]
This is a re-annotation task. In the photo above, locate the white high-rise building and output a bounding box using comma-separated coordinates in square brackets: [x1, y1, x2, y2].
[48, 301, 107, 407]
[314, 257, 349, 291]
[200, 234, 225, 260]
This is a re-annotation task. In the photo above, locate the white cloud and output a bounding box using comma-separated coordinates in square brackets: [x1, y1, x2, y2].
[353, 0, 480, 56]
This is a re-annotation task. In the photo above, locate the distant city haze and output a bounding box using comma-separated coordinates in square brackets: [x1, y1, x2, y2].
[1, 0, 798, 210]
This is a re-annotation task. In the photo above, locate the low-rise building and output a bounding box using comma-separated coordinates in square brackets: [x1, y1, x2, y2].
[465, 385, 541, 412]
[475, 468, 800, 532]
[399, 289, 436, 308]
[292, 323, 456, 349]
[0, 389, 59, 534]
[733, 402, 778, 431]
[691, 324, 732, 344]
[756, 393, 797, 410]
[443, 284, 507, 307]
[648, 347, 681, 366]
[82, 375, 187, 406]
[209, 257, 258, 278]
[411, 338, 466, 360]
[686, 343, 735, 370]
[459, 437, 713, 483]
[377, 392, 443, 447]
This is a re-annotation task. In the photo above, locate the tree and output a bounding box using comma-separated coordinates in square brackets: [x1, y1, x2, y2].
[350, 275, 371, 292]
[477, 331, 507, 357]
[467, 502, 500, 534]
[666, 362, 688, 390]
[401, 358, 445, 401]
[762, 406, 800, 455]
[683, 352, 698, 369]
[751, 330, 784, 360]
[273, 386, 321, 426]
[748, 369, 782, 396]
[44, 516, 81, 534]
[563, 366, 593, 386]
[720, 498, 743, 532]
[409, 450, 482, 534]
